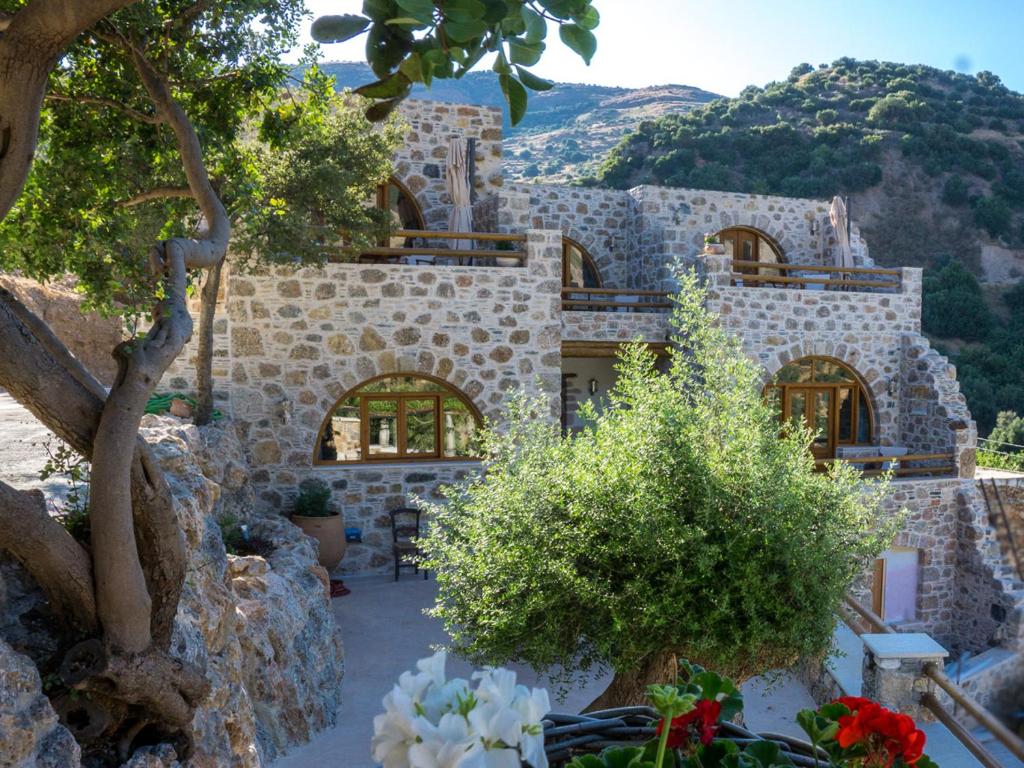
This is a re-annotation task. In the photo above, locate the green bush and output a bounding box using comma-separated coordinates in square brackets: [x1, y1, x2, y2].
[942, 175, 970, 206]
[816, 108, 839, 126]
[989, 411, 1024, 450]
[293, 479, 333, 517]
[422, 272, 894, 694]
[973, 195, 1013, 237]
[922, 259, 993, 340]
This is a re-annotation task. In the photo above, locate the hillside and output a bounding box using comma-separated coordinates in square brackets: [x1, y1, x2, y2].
[596, 58, 1024, 435]
[320, 61, 718, 183]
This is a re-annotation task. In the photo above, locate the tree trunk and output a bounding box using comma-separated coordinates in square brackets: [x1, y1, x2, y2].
[194, 259, 222, 426]
[0, 482, 97, 633]
[585, 650, 680, 712]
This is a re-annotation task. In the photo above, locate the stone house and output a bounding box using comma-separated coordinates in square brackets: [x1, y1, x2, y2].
[163, 100, 1024, 696]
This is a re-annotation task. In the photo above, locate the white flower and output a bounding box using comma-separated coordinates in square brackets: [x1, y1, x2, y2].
[473, 667, 520, 707]
[409, 713, 475, 768]
[457, 743, 523, 768]
[467, 701, 523, 748]
[420, 676, 473, 723]
[372, 708, 419, 768]
[514, 688, 550, 768]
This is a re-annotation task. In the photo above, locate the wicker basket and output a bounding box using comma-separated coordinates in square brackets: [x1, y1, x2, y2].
[540, 706, 826, 767]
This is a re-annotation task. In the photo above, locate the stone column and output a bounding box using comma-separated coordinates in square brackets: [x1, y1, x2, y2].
[861, 633, 949, 721]
[900, 267, 923, 334]
[696, 253, 731, 288]
[526, 229, 565, 421]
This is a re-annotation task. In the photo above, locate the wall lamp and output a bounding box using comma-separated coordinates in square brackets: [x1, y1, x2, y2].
[588, 378, 598, 396]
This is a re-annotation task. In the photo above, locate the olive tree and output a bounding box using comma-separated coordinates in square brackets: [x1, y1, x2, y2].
[0, 0, 600, 756]
[422, 271, 896, 709]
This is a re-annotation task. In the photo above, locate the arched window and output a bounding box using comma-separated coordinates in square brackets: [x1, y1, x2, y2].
[562, 237, 601, 288]
[765, 357, 874, 460]
[315, 374, 481, 464]
[717, 226, 785, 278]
[376, 177, 425, 247]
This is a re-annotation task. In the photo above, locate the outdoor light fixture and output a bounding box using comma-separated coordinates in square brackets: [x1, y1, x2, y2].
[589, 378, 598, 396]
[887, 377, 898, 397]
[809, 219, 820, 236]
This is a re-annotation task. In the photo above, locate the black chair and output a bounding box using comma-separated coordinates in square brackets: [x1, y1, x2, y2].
[389, 507, 427, 582]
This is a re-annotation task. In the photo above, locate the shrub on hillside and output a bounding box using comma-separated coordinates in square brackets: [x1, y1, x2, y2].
[422, 272, 893, 706]
[922, 259, 992, 340]
[973, 195, 1013, 238]
[990, 411, 1024, 450]
[942, 175, 971, 206]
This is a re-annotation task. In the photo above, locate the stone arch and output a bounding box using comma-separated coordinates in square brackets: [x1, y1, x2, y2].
[756, 342, 886, 440]
[713, 211, 799, 262]
[558, 224, 615, 286]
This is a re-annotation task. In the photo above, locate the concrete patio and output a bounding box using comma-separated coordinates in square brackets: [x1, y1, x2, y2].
[271, 573, 819, 768]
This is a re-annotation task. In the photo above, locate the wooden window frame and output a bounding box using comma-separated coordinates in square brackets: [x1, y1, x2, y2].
[716, 226, 786, 273]
[561, 236, 602, 288]
[765, 356, 876, 451]
[314, 373, 482, 466]
[376, 176, 426, 237]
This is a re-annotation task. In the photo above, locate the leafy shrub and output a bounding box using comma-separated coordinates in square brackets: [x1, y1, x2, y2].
[922, 259, 992, 340]
[989, 410, 1024, 450]
[422, 272, 893, 691]
[942, 175, 970, 206]
[973, 195, 1013, 237]
[293, 479, 333, 517]
[40, 440, 90, 545]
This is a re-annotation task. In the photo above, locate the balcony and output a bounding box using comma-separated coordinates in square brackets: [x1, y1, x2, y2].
[728, 260, 902, 292]
[816, 452, 957, 479]
[560, 287, 671, 313]
[355, 230, 527, 267]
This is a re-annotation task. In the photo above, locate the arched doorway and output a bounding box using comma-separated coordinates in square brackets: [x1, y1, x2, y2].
[562, 237, 601, 289]
[765, 357, 874, 460]
[717, 226, 785, 278]
[376, 177, 425, 247]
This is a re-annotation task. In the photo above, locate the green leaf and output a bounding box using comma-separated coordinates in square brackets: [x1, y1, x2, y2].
[310, 14, 370, 44]
[576, 5, 600, 30]
[354, 72, 412, 99]
[399, 53, 424, 83]
[509, 39, 544, 67]
[364, 97, 404, 122]
[481, 0, 510, 24]
[521, 6, 547, 42]
[742, 741, 794, 767]
[515, 66, 553, 91]
[499, 73, 528, 125]
[442, 0, 487, 23]
[363, 0, 399, 22]
[559, 22, 597, 64]
[442, 18, 489, 42]
[395, 0, 435, 24]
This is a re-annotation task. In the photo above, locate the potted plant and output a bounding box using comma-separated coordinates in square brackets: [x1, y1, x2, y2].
[703, 233, 726, 255]
[494, 237, 521, 267]
[290, 479, 346, 570]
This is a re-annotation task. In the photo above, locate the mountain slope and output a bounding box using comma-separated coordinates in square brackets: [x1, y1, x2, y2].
[320, 61, 719, 183]
[596, 58, 1024, 434]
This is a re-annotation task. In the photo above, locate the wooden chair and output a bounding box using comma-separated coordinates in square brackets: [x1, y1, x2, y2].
[389, 507, 427, 582]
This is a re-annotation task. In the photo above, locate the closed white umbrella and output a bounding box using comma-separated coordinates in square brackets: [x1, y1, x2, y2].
[829, 195, 855, 275]
[445, 137, 473, 259]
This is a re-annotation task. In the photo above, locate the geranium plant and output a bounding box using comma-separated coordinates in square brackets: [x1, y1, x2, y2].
[796, 697, 937, 768]
[371, 651, 550, 768]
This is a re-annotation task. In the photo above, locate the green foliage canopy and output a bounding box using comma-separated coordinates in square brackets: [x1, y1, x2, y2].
[421, 271, 894, 688]
[0, 1, 398, 316]
[311, 0, 601, 126]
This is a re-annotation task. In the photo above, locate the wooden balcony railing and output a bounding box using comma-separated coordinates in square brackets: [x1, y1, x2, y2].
[840, 595, 1024, 768]
[561, 287, 672, 312]
[815, 452, 956, 478]
[356, 230, 527, 265]
[729, 260, 902, 291]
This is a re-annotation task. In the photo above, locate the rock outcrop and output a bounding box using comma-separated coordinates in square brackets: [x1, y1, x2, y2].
[0, 416, 344, 767]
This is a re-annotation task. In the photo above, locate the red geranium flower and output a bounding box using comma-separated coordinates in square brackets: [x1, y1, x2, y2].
[656, 698, 722, 748]
[831, 698, 927, 767]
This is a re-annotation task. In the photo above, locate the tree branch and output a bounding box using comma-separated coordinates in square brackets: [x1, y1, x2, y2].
[116, 186, 193, 208]
[45, 91, 163, 125]
[129, 48, 230, 270]
[0, 0, 142, 219]
[0, 481, 97, 634]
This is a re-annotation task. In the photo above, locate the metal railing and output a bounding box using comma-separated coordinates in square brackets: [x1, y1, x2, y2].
[561, 287, 672, 312]
[816, 452, 956, 478]
[357, 230, 528, 266]
[841, 595, 1024, 767]
[729, 260, 902, 291]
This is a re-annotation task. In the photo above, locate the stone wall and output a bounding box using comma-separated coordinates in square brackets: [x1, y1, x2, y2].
[392, 100, 504, 229]
[0, 417, 344, 766]
[199, 230, 564, 574]
[702, 254, 922, 447]
[899, 335, 977, 476]
[561, 309, 671, 345]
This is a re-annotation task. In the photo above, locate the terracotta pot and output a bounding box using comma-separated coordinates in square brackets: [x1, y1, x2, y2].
[291, 512, 347, 571]
[704, 243, 726, 255]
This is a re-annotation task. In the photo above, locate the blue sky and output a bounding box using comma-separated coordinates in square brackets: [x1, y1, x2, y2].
[299, 0, 1024, 96]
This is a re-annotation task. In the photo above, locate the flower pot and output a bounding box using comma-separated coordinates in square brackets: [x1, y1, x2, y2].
[495, 256, 519, 267]
[291, 512, 347, 571]
[703, 243, 726, 255]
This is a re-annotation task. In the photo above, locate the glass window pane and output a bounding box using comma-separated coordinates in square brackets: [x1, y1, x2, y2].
[321, 398, 361, 461]
[443, 399, 477, 457]
[368, 399, 399, 456]
[812, 390, 831, 448]
[857, 391, 872, 443]
[405, 398, 437, 455]
[787, 390, 807, 429]
[837, 388, 853, 442]
[776, 362, 813, 384]
[359, 376, 445, 394]
[814, 359, 855, 383]
[880, 548, 918, 623]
